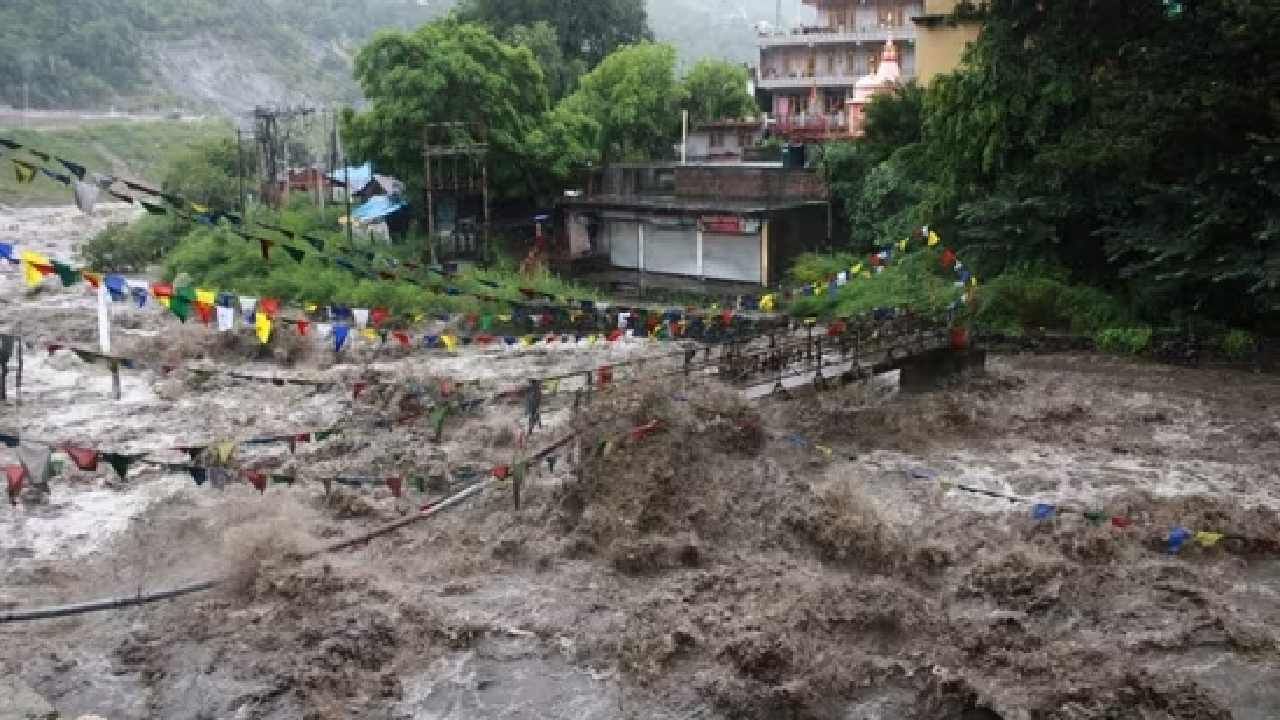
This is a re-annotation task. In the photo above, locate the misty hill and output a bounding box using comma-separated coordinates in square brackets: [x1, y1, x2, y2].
[0, 0, 812, 117]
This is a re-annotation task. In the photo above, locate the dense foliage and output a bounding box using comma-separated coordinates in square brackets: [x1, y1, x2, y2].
[824, 0, 1280, 331]
[560, 44, 682, 163]
[679, 60, 759, 126]
[455, 0, 652, 68]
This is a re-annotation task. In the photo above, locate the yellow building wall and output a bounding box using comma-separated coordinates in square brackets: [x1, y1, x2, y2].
[915, 0, 985, 84]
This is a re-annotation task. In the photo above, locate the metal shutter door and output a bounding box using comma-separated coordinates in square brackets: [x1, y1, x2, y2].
[608, 221, 640, 268]
[644, 226, 697, 275]
[702, 232, 761, 283]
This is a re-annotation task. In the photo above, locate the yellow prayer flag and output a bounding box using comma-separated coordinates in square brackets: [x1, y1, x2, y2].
[441, 334, 459, 351]
[158, 297, 171, 309]
[1194, 531, 1224, 548]
[587, 334, 599, 344]
[520, 335, 535, 346]
[760, 294, 775, 312]
[928, 230, 941, 247]
[897, 238, 908, 252]
[305, 303, 319, 313]
[970, 275, 979, 288]
[815, 444, 833, 457]
[804, 317, 818, 326]
[361, 328, 379, 341]
[498, 315, 512, 323]
[19, 250, 51, 288]
[851, 263, 863, 275]
[196, 289, 216, 306]
[254, 312, 272, 345]
[213, 441, 237, 464]
[190, 202, 210, 214]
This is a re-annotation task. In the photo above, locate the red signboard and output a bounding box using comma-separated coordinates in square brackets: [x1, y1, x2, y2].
[701, 215, 744, 234]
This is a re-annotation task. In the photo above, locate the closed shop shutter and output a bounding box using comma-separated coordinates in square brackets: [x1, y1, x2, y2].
[703, 232, 761, 283]
[644, 226, 697, 275]
[607, 221, 640, 268]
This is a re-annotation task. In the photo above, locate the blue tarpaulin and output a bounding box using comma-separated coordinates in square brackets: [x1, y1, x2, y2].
[352, 195, 408, 222]
[328, 162, 373, 192]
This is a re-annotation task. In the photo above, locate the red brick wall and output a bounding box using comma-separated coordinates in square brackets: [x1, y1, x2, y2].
[675, 166, 827, 201]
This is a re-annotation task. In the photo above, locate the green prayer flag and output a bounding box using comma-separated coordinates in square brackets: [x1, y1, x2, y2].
[170, 286, 196, 322]
[104, 453, 138, 479]
[411, 476, 426, 494]
[430, 403, 451, 441]
[1085, 511, 1107, 526]
[52, 260, 81, 287]
[480, 314, 494, 331]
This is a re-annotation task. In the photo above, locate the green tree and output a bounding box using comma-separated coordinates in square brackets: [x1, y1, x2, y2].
[161, 136, 253, 212]
[456, 0, 652, 68]
[679, 59, 758, 125]
[560, 43, 682, 162]
[506, 21, 588, 100]
[341, 20, 553, 199]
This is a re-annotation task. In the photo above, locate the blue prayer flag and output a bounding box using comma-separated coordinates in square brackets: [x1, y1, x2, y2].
[1032, 504, 1056, 521]
[333, 325, 350, 352]
[1167, 526, 1193, 554]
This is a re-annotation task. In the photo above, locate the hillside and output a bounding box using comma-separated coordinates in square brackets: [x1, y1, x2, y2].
[0, 0, 811, 117]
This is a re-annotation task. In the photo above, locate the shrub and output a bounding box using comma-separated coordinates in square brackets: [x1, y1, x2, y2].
[976, 265, 1129, 334]
[786, 248, 964, 321]
[81, 215, 186, 272]
[1095, 327, 1152, 355]
[1221, 329, 1255, 360]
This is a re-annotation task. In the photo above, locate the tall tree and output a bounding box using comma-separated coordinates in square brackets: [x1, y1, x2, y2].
[560, 43, 682, 163]
[506, 21, 588, 100]
[342, 20, 551, 199]
[925, 0, 1280, 327]
[455, 0, 652, 68]
[679, 59, 758, 125]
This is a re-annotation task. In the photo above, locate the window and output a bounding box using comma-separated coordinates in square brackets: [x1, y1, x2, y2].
[738, 131, 754, 148]
[710, 132, 724, 148]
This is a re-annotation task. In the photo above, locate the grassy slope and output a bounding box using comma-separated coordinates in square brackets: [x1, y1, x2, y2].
[0, 120, 231, 207]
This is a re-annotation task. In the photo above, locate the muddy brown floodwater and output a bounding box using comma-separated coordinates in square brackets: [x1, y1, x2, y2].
[2, 207, 1279, 720]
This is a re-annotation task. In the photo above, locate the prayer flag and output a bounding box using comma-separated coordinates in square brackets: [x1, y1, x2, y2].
[333, 325, 350, 352]
[63, 446, 99, 471]
[296, 320, 310, 337]
[441, 334, 459, 352]
[52, 260, 81, 287]
[259, 298, 280, 318]
[386, 476, 403, 498]
[20, 250, 53, 287]
[1194, 531, 1224, 548]
[216, 305, 235, 332]
[1032, 504, 1056, 520]
[5, 465, 26, 505]
[371, 307, 389, 327]
[12, 159, 37, 184]
[255, 312, 272, 345]
[245, 470, 267, 494]
[928, 230, 941, 247]
[1167, 526, 1193, 554]
[353, 308, 370, 328]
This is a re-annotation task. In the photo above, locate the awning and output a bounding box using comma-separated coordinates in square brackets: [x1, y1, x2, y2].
[328, 162, 373, 192]
[352, 195, 408, 222]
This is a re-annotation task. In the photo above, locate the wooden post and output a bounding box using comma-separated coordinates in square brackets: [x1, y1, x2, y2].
[424, 128, 436, 266]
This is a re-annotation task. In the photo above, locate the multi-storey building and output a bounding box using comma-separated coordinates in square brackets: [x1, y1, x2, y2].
[755, 0, 982, 141]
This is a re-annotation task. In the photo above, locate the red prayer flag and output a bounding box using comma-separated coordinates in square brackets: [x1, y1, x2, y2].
[371, 307, 390, 327]
[597, 365, 613, 387]
[492, 465, 510, 480]
[606, 329, 623, 342]
[259, 298, 281, 318]
[475, 334, 494, 346]
[83, 271, 102, 289]
[869, 253, 882, 268]
[353, 382, 368, 400]
[296, 320, 310, 337]
[720, 309, 733, 327]
[828, 320, 848, 337]
[941, 248, 957, 270]
[63, 446, 99, 471]
[1111, 516, 1133, 529]
[393, 331, 410, 348]
[386, 476, 403, 498]
[195, 303, 215, 325]
[545, 334, 557, 344]
[150, 282, 173, 299]
[244, 470, 267, 494]
[5, 465, 26, 505]
[630, 420, 664, 441]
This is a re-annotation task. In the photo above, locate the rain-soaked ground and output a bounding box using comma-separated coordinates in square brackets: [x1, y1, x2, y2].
[2, 205, 1278, 719]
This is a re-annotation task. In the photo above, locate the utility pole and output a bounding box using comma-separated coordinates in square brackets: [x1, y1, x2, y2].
[338, 118, 353, 249]
[236, 128, 246, 215]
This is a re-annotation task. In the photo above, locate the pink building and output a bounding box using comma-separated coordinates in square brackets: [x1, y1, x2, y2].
[757, 0, 918, 141]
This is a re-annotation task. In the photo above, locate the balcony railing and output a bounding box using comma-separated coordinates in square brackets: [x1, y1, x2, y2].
[757, 74, 864, 90]
[774, 113, 850, 133]
[758, 25, 916, 46]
